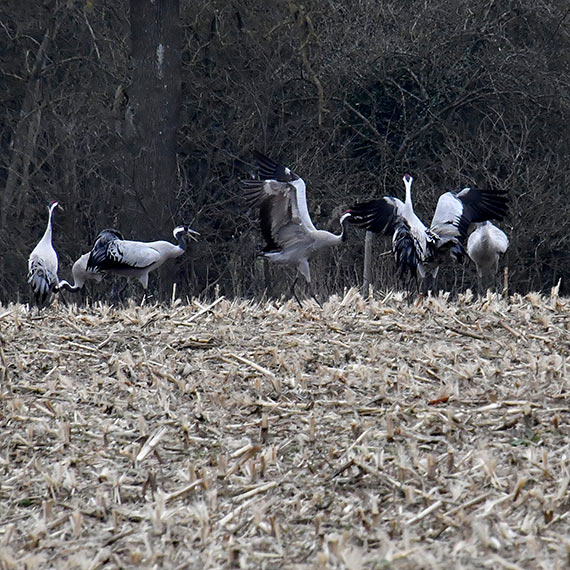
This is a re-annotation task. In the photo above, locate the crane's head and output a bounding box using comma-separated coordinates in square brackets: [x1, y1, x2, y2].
[49, 200, 63, 213]
[403, 174, 413, 184]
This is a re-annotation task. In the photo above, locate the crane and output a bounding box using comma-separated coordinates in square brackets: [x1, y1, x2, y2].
[86, 226, 199, 291]
[27, 201, 61, 308]
[467, 221, 509, 291]
[348, 175, 509, 293]
[57, 252, 105, 292]
[242, 151, 351, 304]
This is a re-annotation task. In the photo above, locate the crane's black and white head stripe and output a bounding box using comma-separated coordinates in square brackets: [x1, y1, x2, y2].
[173, 225, 200, 242]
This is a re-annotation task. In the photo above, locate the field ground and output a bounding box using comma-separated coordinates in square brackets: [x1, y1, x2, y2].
[0, 288, 569, 569]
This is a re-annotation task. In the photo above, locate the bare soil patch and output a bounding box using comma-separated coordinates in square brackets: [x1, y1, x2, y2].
[0, 288, 569, 569]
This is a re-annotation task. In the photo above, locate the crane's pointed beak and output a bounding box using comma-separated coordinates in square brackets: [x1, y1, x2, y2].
[187, 228, 200, 242]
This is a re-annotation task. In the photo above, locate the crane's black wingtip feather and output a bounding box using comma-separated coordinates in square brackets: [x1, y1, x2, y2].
[251, 150, 282, 179]
[252, 150, 273, 163]
[345, 198, 397, 235]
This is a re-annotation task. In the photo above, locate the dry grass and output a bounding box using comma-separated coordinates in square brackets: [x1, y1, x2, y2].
[0, 286, 569, 569]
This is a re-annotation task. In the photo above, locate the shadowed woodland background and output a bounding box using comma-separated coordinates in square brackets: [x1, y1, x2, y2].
[1, 0, 569, 304]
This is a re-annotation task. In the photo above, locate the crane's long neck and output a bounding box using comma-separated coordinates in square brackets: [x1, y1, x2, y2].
[175, 232, 188, 252]
[403, 177, 414, 213]
[339, 212, 351, 241]
[42, 206, 56, 244]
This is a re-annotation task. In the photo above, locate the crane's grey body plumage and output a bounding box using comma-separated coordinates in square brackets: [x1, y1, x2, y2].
[86, 226, 198, 290]
[467, 221, 509, 282]
[27, 201, 60, 307]
[242, 152, 350, 293]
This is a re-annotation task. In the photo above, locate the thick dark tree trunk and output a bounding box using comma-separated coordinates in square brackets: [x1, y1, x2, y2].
[128, 0, 181, 235]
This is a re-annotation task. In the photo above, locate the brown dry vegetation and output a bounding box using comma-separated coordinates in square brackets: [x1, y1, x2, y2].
[0, 288, 569, 569]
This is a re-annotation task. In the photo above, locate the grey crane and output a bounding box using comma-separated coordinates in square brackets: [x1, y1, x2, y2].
[27, 201, 61, 307]
[242, 151, 351, 303]
[348, 175, 509, 293]
[467, 221, 509, 291]
[86, 225, 199, 291]
[57, 252, 105, 292]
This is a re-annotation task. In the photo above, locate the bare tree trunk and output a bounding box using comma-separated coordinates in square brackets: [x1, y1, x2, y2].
[362, 231, 373, 298]
[128, 0, 181, 234]
[1, 6, 60, 231]
[127, 0, 181, 296]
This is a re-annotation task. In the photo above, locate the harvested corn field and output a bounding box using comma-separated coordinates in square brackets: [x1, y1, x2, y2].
[0, 288, 569, 569]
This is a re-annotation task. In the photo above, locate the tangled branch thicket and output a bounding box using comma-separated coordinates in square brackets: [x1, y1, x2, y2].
[0, 289, 568, 567]
[1, 0, 569, 304]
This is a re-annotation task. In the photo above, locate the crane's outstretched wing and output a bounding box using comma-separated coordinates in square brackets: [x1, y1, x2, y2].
[242, 179, 308, 252]
[346, 196, 405, 235]
[430, 188, 509, 244]
[248, 151, 317, 233]
[251, 150, 300, 183]
[87, 229, 123, 270]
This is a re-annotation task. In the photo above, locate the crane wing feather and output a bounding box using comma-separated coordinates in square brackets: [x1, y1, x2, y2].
[104, 242, 160, 269]
[27, 259, 58, 304]
[243, 179, 312, 251]
[88, 231, 161, 271]
[251, 150, 300, 182]
[431, 188, 509, 243]
[347, 196, 404, 235]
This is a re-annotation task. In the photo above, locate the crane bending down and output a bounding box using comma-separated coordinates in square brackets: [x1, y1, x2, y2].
[28, 201, 61, 307]
[86, 226, 199, 290]
[242, 151, 351, 303]
[467, 221, 509, 290]
[57, 252, 105, 292]
[348, 175, 509, 293]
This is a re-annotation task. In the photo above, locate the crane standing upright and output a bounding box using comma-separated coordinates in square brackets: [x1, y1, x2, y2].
[27, 201, 62, 308]
[467, 221, 509, 292]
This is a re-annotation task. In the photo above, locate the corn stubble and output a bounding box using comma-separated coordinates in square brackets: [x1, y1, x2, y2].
[0, 285, 568, 569]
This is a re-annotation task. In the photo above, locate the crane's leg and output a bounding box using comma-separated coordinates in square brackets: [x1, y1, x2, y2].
[290, 276, 303, 307]
[309, 282, 323, 309]
[476, 274, 484, 297]
[404, 278, 416, 304]
[459, 264, 466, 294]
[58, 290, 70, 308]
[109, 279, 129, 306]
[432, 267, 440, 295]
